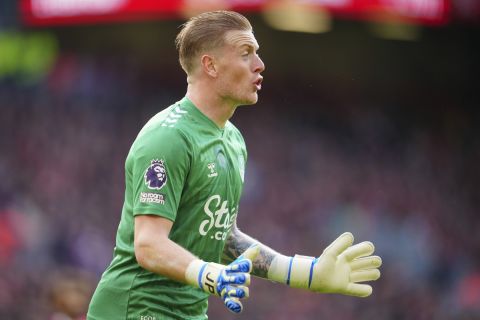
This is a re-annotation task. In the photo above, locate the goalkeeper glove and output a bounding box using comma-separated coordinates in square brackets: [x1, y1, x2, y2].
[267, 232, 382, 297]
[185, 244, 260, 313]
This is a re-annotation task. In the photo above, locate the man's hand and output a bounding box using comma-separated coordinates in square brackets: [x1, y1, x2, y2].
[185, 244, 260, 313]
[268, 232, 382, 297]
[308, 232, 381, 297]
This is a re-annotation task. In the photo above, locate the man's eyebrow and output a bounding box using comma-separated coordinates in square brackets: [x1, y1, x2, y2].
[240, 43, 259, 51]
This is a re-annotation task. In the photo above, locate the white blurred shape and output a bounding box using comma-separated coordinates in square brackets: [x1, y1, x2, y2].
[32, 0, 128, 17]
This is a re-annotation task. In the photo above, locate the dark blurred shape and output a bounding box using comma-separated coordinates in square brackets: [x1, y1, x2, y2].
[0, 0, 19, 28]
[452, 0, 480, 23]
[46, 268, 95, 320]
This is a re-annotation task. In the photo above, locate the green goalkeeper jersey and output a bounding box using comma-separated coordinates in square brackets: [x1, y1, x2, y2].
[87, 97, 247, 320]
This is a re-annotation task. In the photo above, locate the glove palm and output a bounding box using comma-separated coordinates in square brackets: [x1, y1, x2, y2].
[309, 232, 381, 297]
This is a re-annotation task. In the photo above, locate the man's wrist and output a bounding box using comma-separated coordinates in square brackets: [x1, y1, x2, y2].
[185, 259, 225, 295]
[185, 259, 206, 288]
[288, 255, 317, 288]
[266, 254, 290, 284]
[267, 254, 316, 288]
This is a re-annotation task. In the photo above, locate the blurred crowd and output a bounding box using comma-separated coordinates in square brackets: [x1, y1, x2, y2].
[0, 47, 479, 320]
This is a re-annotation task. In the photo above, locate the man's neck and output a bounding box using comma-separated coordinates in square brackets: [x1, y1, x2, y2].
[186, 84, 237, 129]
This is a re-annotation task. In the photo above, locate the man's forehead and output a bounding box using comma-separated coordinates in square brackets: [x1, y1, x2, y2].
[224, 30, 259, 49]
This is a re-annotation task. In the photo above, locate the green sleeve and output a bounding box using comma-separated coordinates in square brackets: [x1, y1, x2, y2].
[131, 127, 192, 221]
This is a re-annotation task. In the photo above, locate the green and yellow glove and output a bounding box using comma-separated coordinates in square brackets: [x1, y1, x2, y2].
[267, 232, 382, 297]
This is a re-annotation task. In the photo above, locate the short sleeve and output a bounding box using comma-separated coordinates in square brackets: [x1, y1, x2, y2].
[130, 127, 192, 221]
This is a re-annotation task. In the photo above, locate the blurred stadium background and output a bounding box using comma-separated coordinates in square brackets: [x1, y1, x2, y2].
[1, 0, 479, 319]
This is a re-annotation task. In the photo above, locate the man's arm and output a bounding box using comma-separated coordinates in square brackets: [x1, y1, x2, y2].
[222, 221, 281, 278]
[134, 214, 197, 283]
[223, 222, 382, 297]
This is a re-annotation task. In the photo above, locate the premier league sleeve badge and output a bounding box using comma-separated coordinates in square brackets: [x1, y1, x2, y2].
[144, 159, 168, 190]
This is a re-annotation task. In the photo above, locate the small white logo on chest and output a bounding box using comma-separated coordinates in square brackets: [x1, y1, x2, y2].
[207, 162, 218, 178]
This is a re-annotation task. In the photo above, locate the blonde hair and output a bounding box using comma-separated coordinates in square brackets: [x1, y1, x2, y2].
[175, 11, 252, 74]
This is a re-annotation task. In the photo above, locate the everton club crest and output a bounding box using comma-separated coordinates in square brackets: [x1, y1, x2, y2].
[144, 159, 168, 190]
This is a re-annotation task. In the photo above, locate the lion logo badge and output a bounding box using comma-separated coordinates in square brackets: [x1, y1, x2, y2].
[144, 159, 167, 190]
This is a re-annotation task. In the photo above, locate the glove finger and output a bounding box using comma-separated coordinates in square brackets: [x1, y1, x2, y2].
[350, 256, 382, 271]
[227, 259, 252, 273]
[323, 232, 354, 257]
[345, 283, 373, 297]
[350, 269, 381, 283]
[342, 241, 375, 261]
[224, 296, 243, 314]
[221, 285, 249, 299]
[238, 244, 260, 262]
[222, 272, 251, 286]
[228, 244, 260, 273]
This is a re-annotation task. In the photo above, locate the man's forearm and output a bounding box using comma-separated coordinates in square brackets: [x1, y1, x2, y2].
[135, 220, 198, 283]
[222, 226, 284, 278]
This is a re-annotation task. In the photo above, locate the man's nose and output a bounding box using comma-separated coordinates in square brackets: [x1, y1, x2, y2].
[254, 55, 265, 73]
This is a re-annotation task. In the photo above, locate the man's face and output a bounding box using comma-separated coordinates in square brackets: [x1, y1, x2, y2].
[214, 30, 265, 106]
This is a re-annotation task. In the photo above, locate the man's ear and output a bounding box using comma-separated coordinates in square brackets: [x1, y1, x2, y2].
[201, 54, 217, 78]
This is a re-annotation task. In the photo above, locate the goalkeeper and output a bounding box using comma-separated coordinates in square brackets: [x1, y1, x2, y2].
[87, 10, 382, 320]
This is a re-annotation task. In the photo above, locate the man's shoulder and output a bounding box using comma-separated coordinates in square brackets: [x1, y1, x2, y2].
[139, 101, 193, 137]
[144, 101, 190, 130]
[127, 102, 194, 157]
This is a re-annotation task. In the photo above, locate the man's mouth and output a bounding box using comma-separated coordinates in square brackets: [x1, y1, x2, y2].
[254, 77, 263, 91]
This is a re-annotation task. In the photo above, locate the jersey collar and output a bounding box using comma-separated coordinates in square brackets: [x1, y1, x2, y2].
[180, 97, 227, 134]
